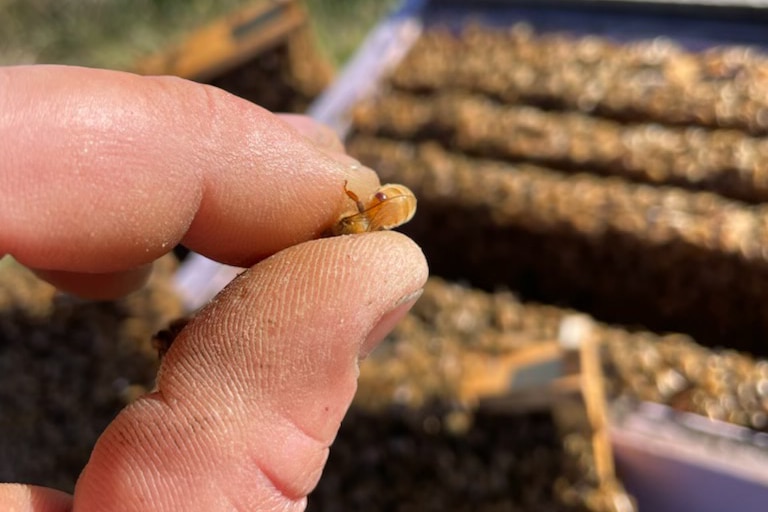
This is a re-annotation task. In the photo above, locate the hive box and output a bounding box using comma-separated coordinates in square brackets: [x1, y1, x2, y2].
[307, 1, 768, 510]
[175, 1, 768, 509]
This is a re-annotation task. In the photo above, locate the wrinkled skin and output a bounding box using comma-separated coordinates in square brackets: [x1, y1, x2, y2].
[0, 65, 428, 512]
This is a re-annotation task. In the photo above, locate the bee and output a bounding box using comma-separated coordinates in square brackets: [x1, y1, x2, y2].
[331, 182, 417, 235]
[151, 317, 190, 361]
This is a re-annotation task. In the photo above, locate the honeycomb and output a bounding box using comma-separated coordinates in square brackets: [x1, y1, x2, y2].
[310, 20, 768, 512]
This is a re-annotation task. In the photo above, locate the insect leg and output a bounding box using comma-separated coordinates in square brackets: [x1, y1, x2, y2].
[343, 180, 366, 213]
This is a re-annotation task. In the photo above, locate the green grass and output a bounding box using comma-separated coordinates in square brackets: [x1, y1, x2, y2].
[0, 0, 246, 68]
[0, 0, 400, 70]
[305, 0, 399, 66]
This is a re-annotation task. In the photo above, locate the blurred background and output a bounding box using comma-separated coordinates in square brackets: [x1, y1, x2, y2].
[0, 0, 396, 68]
[3, 1, 768, 511]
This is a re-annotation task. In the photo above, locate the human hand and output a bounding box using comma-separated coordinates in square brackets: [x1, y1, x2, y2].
[0, 65, 427, 511]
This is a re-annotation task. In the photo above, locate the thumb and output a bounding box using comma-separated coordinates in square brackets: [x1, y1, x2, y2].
[73, 232, 427, 511]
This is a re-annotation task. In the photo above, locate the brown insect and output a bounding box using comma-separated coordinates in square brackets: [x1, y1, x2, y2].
[151, 317, 190, 361]
[331, 182, 417, 235]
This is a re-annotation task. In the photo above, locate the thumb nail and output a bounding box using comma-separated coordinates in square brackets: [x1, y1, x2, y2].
[360, 289, 423, 359]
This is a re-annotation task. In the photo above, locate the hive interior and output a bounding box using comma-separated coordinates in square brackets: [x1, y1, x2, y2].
[351, 23, 768, 356]
[308, 15, 768, 512]
[206, 25, 332, 113]
[0, 256, 182, 492]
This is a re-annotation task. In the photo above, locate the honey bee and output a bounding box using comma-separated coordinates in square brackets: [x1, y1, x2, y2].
[331, 182, 417, 235]
[151, 317, 190, 361]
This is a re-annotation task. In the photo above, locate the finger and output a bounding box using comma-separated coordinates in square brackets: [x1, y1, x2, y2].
[32, 264, 152, 300]
[0, 483, 72, 512]
[0, 65, 379, 274]
[74, 232, 428, 511]
[277, 114, 346, 153]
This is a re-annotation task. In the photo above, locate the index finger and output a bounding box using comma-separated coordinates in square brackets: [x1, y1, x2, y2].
[0, 65, 378, 273]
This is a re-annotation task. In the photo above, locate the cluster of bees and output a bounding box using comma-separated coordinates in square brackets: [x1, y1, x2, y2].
[349, 136, 768, 263]
[602, 328, 768, 431]
[358, 277, 768, 431]
[349, 135, 768, 354]
[353, 277, 621, 511]
[356, 277, 564, 411]
[0, 256, 182, 491]
[340, 20, 768, 511]
[391, 24, 768, 134]
[347, 23, 768, 355]
[310, 403, 566, 512]
[347, 20, 768, 510]
[353, 90, 768, 203]
[351, 277, 768, 512]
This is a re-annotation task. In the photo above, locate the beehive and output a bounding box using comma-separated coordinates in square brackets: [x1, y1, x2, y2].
[307, 2, 768, 510]
[135, 0, 333, 112]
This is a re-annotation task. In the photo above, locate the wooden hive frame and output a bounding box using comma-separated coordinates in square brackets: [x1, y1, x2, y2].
[134, 0, 333, 104]
[137, 0, 304, 80]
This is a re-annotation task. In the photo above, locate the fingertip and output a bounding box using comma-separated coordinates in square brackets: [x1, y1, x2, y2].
[360, 287, 424, 358]
[1, 66, 384, 273]
[0, 484, 73, 512]
[277, 114, 345, 152]
[76, 232, 427, 510]
[32, 264, 153, 300]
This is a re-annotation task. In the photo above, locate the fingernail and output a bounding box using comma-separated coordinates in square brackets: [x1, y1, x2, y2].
[360, 289, 423, 358]
[279, 113, 345, 151]
[330, 152, 363, 170]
